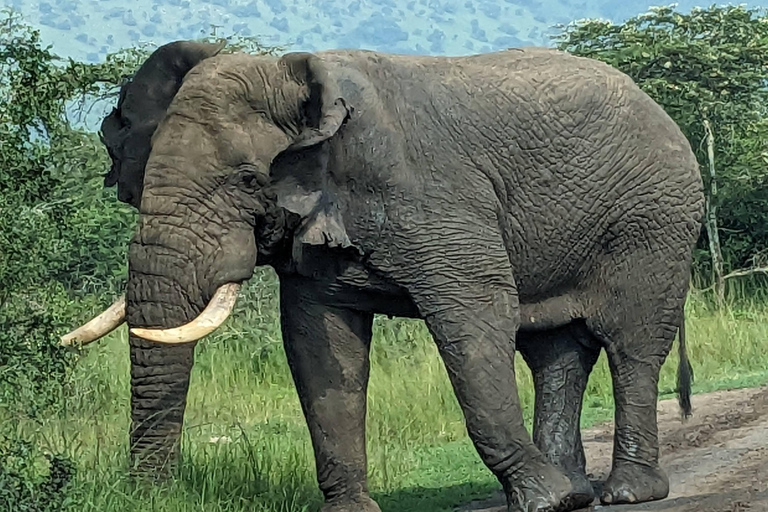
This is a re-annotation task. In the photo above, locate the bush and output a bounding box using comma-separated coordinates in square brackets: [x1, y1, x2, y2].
[0, 10, 140, 509]
[0, 438, 77, 512]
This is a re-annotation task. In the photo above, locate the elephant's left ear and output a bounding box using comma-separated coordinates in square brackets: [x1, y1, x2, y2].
[100, 39, 228, 208]
[280, 52, 353, 150]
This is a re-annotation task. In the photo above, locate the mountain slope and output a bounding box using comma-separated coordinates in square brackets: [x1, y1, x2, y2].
[6, 0, 734, 61]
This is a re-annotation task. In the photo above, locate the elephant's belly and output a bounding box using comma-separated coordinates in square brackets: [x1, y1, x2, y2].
[518, 292, 587, 332]
[288, 241, 588, 328]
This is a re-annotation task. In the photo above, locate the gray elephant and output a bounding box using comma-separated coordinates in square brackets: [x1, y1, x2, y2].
[63, 40, 703, 512]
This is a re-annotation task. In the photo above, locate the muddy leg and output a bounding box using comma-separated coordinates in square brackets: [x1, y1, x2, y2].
[518, 325, 601, 510]
[279, 277, 380, 512]
[586, 251, 690, 505]
[599, 342, 671, 505]
[381, 208, 575, 511]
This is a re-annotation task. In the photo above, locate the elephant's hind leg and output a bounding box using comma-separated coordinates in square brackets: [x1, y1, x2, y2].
[585, 247, 691, 505]
[518, 324, 601, 510]
[393, 223, 573, 512]
[278, 277, 381, 512]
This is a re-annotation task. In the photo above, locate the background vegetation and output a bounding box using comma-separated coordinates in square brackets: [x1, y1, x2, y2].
[2, 4, 768, 512]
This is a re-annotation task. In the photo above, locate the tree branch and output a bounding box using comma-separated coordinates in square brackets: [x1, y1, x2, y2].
[697, 266, 768, 292]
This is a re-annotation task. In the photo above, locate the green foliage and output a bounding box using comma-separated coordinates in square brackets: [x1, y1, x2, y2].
[0, 437, 77, 512]
[0, 9, 140, 510]
[0, 7, 134, 407]
[554, 5, 768, 277]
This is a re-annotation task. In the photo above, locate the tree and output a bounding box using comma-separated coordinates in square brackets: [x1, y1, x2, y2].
[553, 4, 768, 306]
[0, 7, 145, 405]
[0, 9, 165, 508]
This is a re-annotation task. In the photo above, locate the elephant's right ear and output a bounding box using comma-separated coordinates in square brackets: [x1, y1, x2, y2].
[279, 52, 352, 151]
[100, 39, 226, 208]
[266, 53, 356, 257]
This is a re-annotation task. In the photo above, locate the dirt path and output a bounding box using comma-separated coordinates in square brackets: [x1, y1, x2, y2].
[459, 385, 768, 512]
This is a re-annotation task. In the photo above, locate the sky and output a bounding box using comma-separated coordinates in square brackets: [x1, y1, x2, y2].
[5, 0, 765, 64]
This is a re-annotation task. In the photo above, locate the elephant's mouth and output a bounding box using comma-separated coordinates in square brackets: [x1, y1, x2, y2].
[60, 282, 242, 346]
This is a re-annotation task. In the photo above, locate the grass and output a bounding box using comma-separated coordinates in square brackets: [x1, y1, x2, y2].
[8, 269, 768, 512]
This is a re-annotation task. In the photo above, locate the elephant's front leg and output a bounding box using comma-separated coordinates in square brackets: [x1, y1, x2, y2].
[279, 277, 380, 512]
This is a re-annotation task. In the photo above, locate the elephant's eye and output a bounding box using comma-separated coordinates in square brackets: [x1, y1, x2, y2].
[241, 173, 259, 192]
[234, 165, 267, 194]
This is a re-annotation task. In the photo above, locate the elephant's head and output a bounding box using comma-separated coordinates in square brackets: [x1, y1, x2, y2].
[62, 40, 353, 475]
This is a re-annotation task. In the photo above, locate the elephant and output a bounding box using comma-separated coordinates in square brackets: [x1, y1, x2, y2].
[63, 40, 703, 512]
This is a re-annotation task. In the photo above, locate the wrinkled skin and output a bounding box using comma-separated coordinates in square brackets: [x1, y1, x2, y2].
[100, 41, 704, 512]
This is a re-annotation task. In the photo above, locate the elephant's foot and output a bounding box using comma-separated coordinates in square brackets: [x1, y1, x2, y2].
[503, 461, 573, 512]
[556, 470, 595, 511]
[321, 494, 382, 512]
[601, 461, 669, 505]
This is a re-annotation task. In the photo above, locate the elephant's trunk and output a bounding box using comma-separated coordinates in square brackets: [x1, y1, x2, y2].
[126, 246, 205, 477]
[123, 157, 258, 477]
[129, 334, 196, 476]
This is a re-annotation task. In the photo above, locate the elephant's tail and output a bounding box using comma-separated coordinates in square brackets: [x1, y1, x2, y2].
[676, 309, 694, 420]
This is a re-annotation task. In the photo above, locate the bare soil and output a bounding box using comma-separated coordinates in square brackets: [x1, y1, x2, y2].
[459, 385, 768, 512]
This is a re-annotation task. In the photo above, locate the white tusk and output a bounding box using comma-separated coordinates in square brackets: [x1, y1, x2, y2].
[61, 295, 126, 346]
[129, 283, 241, 344]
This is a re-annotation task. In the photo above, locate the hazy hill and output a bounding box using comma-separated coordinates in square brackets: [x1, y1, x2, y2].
[5, 0, 752, 63]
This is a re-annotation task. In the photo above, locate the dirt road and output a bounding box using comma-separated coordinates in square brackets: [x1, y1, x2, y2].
[459, 385, 768, 512]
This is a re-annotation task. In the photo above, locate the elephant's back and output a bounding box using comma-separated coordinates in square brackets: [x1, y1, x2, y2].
[318, 48, 703, 301]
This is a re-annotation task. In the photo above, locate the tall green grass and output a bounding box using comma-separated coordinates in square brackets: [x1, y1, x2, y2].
[9, 269, 768, 512]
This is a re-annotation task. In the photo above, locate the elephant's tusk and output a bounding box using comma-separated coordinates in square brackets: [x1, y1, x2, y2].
[61, 295, 127, 346]
[129, 283, 241, 344]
